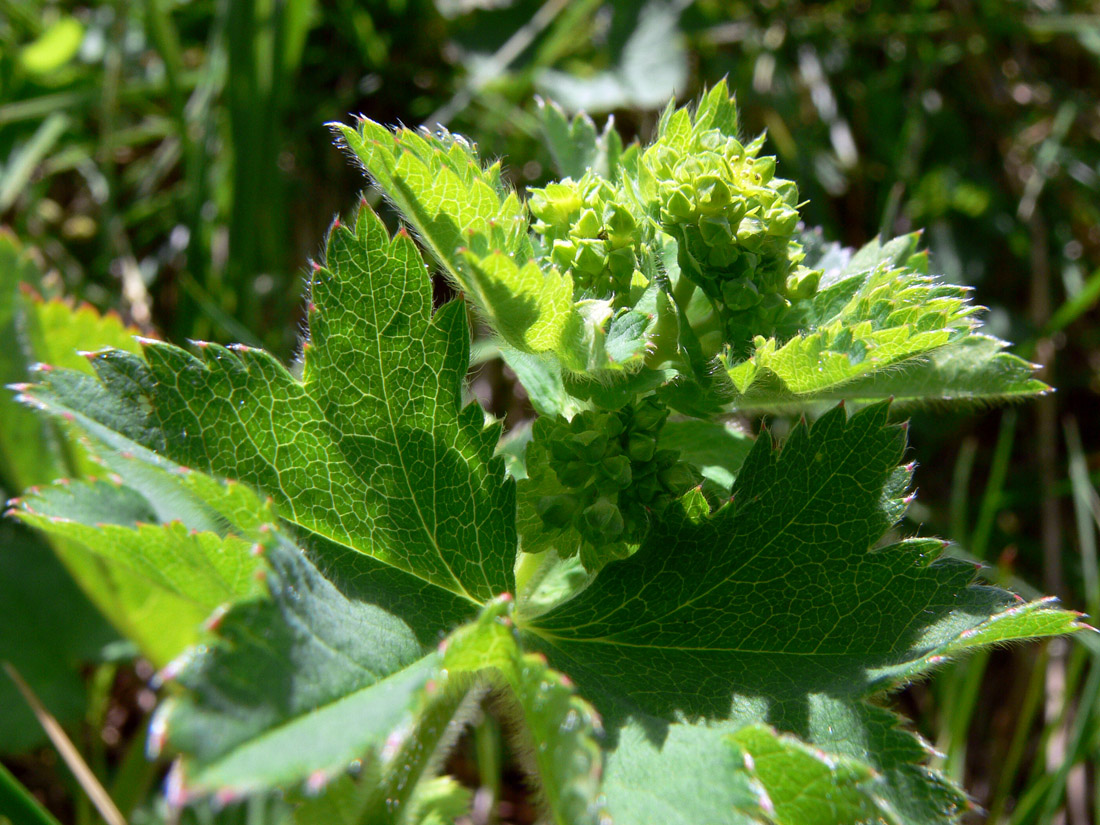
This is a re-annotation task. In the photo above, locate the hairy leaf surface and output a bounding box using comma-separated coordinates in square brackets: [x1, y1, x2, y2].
[722, 234, 1048, 412]
[333, 118, 576, 357]
[524, 403, 1079, 824]
[21, 206, 516, 605]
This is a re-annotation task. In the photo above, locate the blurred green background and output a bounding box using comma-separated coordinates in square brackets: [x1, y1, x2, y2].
[1, 0, 1099, 823]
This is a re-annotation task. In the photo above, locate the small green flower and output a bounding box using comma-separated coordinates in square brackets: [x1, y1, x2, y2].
[537, 398, 699, 549]
[529, 171, 643, 300]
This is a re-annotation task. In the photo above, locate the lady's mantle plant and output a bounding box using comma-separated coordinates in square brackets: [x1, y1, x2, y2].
[10, 83, 1083, 824]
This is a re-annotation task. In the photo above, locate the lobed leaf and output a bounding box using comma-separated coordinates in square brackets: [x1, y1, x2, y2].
[537, 96, 625, 181]
[333, 118, 577, 357]
[730, 724, 896, 825]
[21, 205, 516, 605]
[523, 402, 1080, 824]
[721, 233, 1048, 413]
[156, 532, 457, 800]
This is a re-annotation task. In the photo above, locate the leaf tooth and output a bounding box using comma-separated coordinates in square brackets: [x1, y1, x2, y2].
[214, 788, 243, 807]
[154, 647, 198, 688]
[304, 769, 330, 796]
[203, 604, 231, 633]
[147, 704, 170, 758]
[163, 760, 190, 809]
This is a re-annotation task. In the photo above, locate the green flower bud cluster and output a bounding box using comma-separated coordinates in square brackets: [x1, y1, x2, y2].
[642, 128, 817, 352]
[528, 171, 640, 299]
[536, 398, 699, 547]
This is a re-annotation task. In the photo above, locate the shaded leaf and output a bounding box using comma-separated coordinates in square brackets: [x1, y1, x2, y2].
[524, 403, 1080, 824]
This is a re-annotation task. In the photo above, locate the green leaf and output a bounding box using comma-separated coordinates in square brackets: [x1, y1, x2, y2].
[157, 532, 462, 799]
[523, 402, 1080, 824]
[0, 760, 63, 825]
[311, 597, 605, 825]
[536, 97, 624, 181]
[0, 237, 178, 665]
[827, 334, 1050, 408]
[162, 550, 602, 825]
[441, 599, 605, 825]
[333, 119, 576, 357]
[0, 233, 143, 492]
[500, 346, 586, 419]
[285, 643, 482, 825]
[721, 233, 1047, 413]
[459, 249, 574, 353]
[729, 724, 897, 825]
[405, 777, 474, 825]
[22, 205, 516, 605]
[659, 417, 753, 495]
[10, 444, 272, 663]
[0, 232, 54, 493]
[727, 262, 976, 400]
[13, 474, 267, 617]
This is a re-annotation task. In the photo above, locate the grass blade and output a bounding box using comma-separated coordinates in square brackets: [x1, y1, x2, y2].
[0, 759, 63, 825]
[2, 662, 127, 825]
[0, 111, 69, 212]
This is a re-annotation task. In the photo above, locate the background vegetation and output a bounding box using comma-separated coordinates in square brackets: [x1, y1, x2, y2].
[1, 0, 1098, 822]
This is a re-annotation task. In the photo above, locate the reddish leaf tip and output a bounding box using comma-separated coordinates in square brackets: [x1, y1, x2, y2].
[164, 762, 189, 808]
[147, 712, 168, 758]
[215, 788, 242, 807]
[204, 604, 230, 633]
